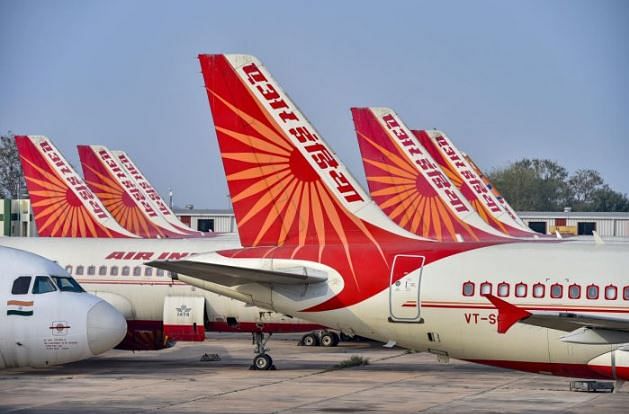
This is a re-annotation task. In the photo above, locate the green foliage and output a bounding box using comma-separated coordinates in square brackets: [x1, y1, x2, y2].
[488, 159, 628, 212]
[0, 132, 26, 199]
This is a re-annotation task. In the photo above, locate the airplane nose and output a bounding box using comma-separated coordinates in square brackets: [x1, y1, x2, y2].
[86, 301, 127, 355]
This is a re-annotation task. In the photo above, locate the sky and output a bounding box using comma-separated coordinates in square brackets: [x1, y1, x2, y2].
[1, 0, 628, 209]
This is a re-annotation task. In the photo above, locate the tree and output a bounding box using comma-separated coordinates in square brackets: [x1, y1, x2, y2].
[589, 185, 629, 212]
[0, 132, 26, 199]
[488, 159, 569, 211]
[567, 169, 604, 211]
[488, 158, 628, 212]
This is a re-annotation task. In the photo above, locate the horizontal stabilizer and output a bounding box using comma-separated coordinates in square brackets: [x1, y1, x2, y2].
[146, 259, 328, 286]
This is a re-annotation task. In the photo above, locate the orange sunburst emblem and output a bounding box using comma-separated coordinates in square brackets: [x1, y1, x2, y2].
[77, 145, 168, 238]
[413, 130, 510, 235]
[14, 136, 124, 238]
[199, 55, 390, 292]
[352, 108, 485, 242]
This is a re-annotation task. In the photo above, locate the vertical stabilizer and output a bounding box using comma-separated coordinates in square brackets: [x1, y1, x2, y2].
[77, 144, 186, 238]
[112, 150, 207, 237]
[14, 136, 137, 238]
[351, 107, 507, 241]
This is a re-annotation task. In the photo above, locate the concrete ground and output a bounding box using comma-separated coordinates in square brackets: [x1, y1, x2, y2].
[1, 333, 627, 413]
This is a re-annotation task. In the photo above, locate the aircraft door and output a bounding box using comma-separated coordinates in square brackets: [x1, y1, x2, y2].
[388, 255, 425, 323]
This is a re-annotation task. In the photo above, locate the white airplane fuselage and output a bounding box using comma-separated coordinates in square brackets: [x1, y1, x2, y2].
[177, 239, 629, 379]
[0, 247, 126, 369]
[0, 236, 322, 349]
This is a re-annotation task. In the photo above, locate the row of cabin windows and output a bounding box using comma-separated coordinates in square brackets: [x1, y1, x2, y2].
[65, 265, 171, 278]
[462, 281, 629, 301]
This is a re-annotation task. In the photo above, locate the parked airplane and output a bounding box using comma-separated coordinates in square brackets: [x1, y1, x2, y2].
[9, 135, 331, 356]
[411, 129, 539, 237]
[351, 107, 512, 241]
[14, 136, 137, 238]
[111, 150, 206, 237]
[78, 144, 188, 238]
[0, 246, 126, 369]
[149, 54, 629, 382]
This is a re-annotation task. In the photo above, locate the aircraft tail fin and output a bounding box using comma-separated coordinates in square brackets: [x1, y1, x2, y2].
[14, 135, 137, 238]
[111, 150, 207, 237]
[77, 144, 185, 238]
[351, 107, 505, 241]
[198, 54, 413, 249]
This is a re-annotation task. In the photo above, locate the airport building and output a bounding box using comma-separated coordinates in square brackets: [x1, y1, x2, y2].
[2, 198, 628, 238]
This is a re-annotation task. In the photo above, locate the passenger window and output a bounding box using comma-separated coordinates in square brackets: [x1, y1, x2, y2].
[462, 281, 474, 297]
[479, 282, 492, 296]
[568, 284, 581, 299]
[87, 266, 96, 276]
[98, 266, 107, 276]
[497, 282, 509, 297]
[156, 269, 164, 277]
[605, 285, 617, 300]
[550, 283, 563, 299]
[144, 267, 153, 277]
[586, 284, 599, 300]
[76, 265, 84, 276]
[532, 283, 545, 298]
[11, 276, 32, 295]
[515, 283, 527, 298]
[133, 266, 142, 276]
[121, 266, 130, 276]
[110, 266, 119, 276]
[65, 265, 73, 275]
[32, 276, 57, 294]
[624, 286, 629, 301]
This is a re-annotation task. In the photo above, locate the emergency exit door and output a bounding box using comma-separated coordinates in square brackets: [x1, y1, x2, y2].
[388, 255, 425, 322]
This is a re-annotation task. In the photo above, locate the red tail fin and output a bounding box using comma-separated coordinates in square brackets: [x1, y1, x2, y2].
[77, 145, 185, 238]
[111, 150, 207, 237]
[198, 54, 412, 249]
[351, 108, 506, 241]
[412, 130, 537, 237]
[14, 136, 136, 238]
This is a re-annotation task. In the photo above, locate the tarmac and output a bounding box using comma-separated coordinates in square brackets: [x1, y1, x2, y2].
[1, 333, 628, 413]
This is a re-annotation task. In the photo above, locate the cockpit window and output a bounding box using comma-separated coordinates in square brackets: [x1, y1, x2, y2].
[51, 276, 85, 293]
[32, 276, 57, 294]
[11, 276, 32, 295]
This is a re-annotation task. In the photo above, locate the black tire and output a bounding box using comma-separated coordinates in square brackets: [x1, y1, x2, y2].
[253, 353, 273, 370]
[320, 332, 339, 347]
[301, 333, 319, 347]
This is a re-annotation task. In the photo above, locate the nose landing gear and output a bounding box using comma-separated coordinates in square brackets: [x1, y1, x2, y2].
[250, 332, 276, 370]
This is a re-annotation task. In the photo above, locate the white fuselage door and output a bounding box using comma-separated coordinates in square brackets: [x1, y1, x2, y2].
[388, 255, 425, 323]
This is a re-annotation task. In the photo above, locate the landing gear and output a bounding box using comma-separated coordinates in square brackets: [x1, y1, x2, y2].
[250, 332, 275, 370]
[320, 331, 340, 347]
[301, 333, 319, 347]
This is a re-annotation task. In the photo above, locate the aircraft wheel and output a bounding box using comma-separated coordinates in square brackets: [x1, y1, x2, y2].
[253, 353, 273, 370]
[301, 333, 319, 347]
[320, 332, 339, 347]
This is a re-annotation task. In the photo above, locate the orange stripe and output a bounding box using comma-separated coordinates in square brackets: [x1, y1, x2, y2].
[7, 300, 33, 306]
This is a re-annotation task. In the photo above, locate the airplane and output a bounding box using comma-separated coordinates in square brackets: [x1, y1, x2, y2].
[78, 144, 189, 238]
[7, 135, 334, 357]
[410, 129, 540, 237]
[111, 149, 206, 237]
[351, 107, 513, 242]
[0, 246, 126, 369]
[148, 54, 629, 382]
[14, 136, 137, 238]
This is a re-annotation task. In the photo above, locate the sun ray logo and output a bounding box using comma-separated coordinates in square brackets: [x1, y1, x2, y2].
[14, 136, 134, 238]
[352, 108, 492, 242]
[7, 300, 34, 316]
[78, 145, 177, 238]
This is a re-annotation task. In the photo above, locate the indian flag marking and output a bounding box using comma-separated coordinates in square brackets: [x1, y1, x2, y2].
[7, 300, 34, 316]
